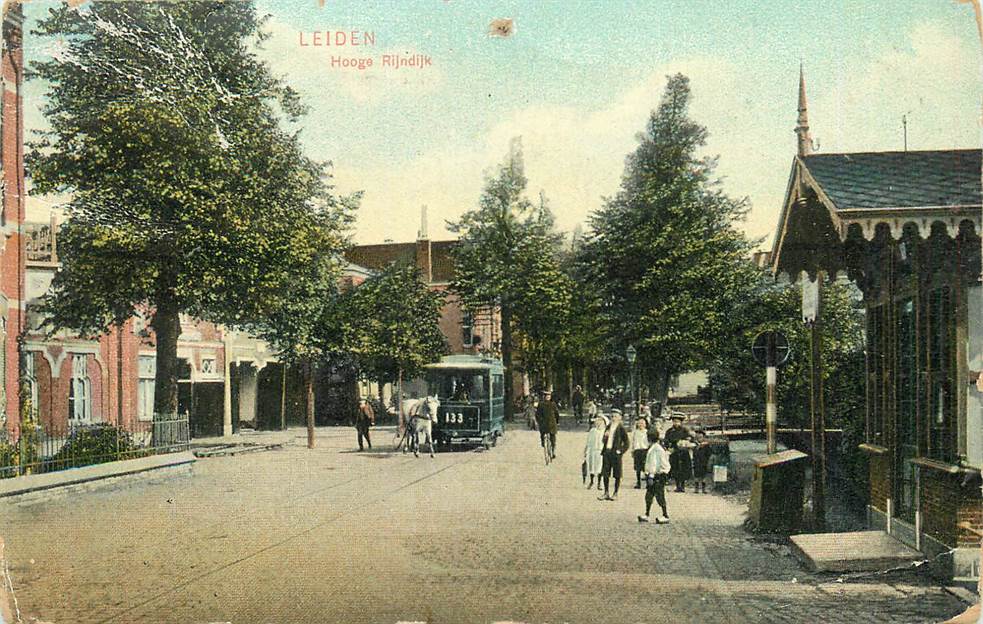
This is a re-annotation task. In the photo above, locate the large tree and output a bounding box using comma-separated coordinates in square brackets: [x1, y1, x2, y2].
[29, 1, 355, 428]
[344, 263, 447, 423]
[449, 141, 568, 418]
[578, 74, 759, 410]
[707, 275, 867, 495]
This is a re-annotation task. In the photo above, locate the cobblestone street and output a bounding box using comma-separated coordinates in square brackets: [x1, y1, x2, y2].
[1, 425, 969, 624]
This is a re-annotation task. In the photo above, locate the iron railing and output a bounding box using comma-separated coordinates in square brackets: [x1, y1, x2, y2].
[0, 416, 189, 479]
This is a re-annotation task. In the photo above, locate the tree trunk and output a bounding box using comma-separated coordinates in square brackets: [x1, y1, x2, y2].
[280, 363, 287, 431]
[566, 365, 573, 408]
[151, 298, 181, 445]
[377, 378, 385, 425]
[501, 304, 514, 421]
[305, 360, 315, 449]
[650, 368, 672, 419]
[397, 368, 405, 436]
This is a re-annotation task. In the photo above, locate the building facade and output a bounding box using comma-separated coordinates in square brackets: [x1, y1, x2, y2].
[772, 71, 982, 580]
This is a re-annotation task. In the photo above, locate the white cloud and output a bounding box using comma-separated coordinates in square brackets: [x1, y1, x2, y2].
[338, 19, 980, 250]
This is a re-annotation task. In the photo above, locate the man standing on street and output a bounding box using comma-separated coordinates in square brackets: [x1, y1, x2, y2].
[536, 390, 559, 459]
[599, 411, 630, 501]
[572, 384, 585, 425]
[356, 397, 375, 451]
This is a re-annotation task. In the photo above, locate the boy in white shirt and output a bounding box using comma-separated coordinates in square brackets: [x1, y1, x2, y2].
[638, 429, 671, 524]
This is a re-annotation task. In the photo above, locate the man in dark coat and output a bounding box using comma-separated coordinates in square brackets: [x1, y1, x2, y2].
[572, 385, 585, 425]
[535, 390, 559, 458]
[664, 414, 694, 492]
[598, 411, 630, 500]
[356, 397, 375, 451]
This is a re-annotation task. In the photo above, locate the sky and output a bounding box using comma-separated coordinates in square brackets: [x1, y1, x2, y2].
[18, 0, 983, 248]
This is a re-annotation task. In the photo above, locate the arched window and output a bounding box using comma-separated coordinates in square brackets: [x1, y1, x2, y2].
[68, 354, 91, 423]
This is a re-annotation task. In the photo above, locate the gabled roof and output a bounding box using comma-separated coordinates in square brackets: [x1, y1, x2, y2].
[770, 148, 982, 279]
[801, 149, 980, 211]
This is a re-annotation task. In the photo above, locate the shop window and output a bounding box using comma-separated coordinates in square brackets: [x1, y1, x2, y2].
[138, 355, 155, 421]
[925, 287, 956, 462]
[68, 354, 91, 423]
[866, 305, 886, 445]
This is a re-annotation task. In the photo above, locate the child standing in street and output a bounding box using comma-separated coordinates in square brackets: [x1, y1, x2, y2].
[692, 430, 712, 493]
[583, 417, 605, 490]
[638, 429, 670, 524]
[631, 417, 650, 489]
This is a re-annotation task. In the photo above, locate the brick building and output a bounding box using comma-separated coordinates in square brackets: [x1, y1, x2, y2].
[345, 208, 500, 357]
[771, 70, 982, 580]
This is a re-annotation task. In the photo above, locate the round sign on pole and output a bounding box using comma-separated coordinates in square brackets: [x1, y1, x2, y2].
[752, 330, 791, 368]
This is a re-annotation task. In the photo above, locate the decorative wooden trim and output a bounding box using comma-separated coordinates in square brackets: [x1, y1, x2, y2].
[859, 443, 889, 455]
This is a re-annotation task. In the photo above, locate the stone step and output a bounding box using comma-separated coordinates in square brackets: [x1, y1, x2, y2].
[790, 530, 924, 573]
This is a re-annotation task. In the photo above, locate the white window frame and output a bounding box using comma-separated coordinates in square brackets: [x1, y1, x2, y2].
[24, 351, 38, 418]
[137, 355, 156, 422]
[68, 354, 91, 424]
[461, 311, 475, 347]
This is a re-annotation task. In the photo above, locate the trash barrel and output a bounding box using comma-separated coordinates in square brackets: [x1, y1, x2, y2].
[747, 449, 808, 533]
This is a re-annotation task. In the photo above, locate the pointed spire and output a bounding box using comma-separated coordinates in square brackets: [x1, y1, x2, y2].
[796, 63, 813, 157]
[418, 205, 429, 240]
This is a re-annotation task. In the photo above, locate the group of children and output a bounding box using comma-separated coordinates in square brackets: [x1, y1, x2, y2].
[583, 412, 720, 526]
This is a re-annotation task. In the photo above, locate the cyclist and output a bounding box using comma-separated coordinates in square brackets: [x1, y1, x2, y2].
[535, 390, 559, 460]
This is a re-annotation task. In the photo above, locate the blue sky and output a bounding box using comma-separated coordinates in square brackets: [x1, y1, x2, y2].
[20, 0, 983, 246]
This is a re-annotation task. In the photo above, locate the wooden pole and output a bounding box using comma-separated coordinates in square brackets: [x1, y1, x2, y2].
[809, 272, 827, 530]
[766, 364, 777, 454]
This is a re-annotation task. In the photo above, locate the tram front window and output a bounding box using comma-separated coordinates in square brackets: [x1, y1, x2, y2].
[428, 370, 489, 403]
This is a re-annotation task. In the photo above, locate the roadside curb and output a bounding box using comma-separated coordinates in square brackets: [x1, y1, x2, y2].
[0, 451, 196, 502]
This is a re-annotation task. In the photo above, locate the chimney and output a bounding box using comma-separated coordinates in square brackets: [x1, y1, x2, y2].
[417, 205, 429, 241]
[416, 206, 432, 282]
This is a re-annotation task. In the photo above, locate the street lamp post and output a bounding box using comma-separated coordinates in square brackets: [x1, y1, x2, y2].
[626, 345, 637, 421]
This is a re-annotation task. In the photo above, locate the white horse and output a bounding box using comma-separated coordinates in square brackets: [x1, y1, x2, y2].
[400, 395, 440, 458]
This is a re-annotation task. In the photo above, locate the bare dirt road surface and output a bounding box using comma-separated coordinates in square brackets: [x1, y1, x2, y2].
[1, 425, 967, 624]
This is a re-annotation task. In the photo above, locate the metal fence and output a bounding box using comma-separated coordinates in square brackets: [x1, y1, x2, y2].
[0, 416, 190, 479]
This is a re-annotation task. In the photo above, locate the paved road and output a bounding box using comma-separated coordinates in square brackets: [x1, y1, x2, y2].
[1, 425, 968, 623]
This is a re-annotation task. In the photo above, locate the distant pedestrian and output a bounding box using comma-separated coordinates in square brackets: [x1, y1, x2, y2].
[356, 397, 375, 451]
[631, 417, 650, 489]
[536, 390, 559, 459]
[692, 430, 712, 493]
[585, 396, 598, 429]
[572, 385, 585, 425]
[583, 416, 605, 490]
[664, 414, 694, 492]
[598, 411, 629, 501]
[638, 429, 671, 524]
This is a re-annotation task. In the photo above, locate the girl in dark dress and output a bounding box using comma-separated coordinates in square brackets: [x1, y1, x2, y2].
[691, 430, 712, 493]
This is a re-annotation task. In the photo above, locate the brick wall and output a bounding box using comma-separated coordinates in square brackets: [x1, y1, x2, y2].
[921, 470, 960, 546]
[1, 6, 24, 435]
[869, 452, 891, 511]
[956, 483, 983, 549]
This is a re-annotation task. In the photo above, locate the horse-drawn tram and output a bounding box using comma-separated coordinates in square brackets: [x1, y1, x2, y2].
[413, 354, 506, 449]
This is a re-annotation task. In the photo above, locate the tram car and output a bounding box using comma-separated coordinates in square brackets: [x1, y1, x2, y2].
[409, 354, 506, 449]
